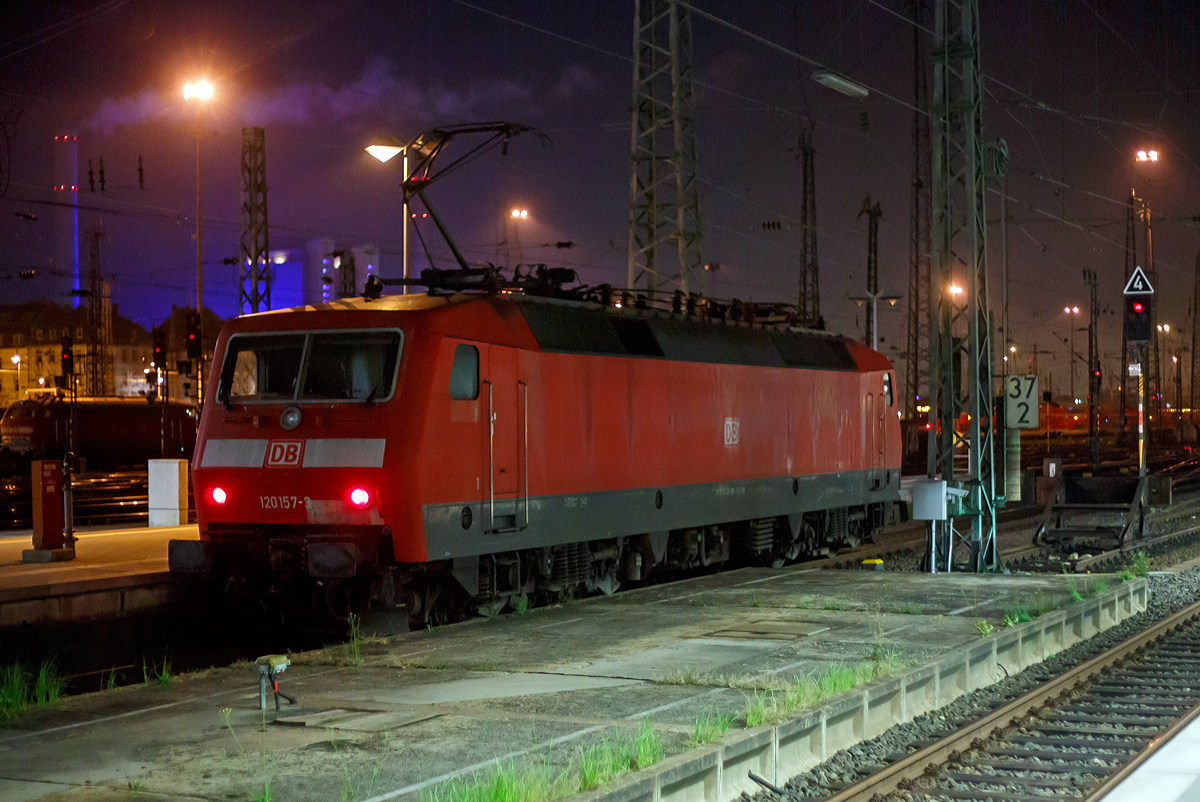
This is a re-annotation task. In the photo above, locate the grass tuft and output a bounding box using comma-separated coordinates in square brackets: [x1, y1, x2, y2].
[1117, 552, 1152, 581]
[348, 613, 363, 667]
[0, 659, 68, 718]
[252, 780, 271, 802]
[421, 724, 663, 802]
[976, 618, 994, 637]
[690, 710, 734, 745]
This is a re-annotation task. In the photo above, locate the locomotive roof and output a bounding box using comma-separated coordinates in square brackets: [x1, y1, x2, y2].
[247, 291, 878, 373]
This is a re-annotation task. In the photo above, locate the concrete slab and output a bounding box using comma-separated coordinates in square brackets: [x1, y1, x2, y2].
[0, 566, 1147, 802]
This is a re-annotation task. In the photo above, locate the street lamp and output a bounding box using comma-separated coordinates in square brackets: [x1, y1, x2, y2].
[508, 207, 529, 267]
[10, 354, 20, 395]
[366, 137, 410, 293]
[1064, 306, 1081, 400]
[182, 79, 213, 313]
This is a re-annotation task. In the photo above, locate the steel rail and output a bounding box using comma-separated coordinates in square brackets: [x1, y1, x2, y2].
[819, 595, 1200, 802]
[1081, 694, 1200, 801]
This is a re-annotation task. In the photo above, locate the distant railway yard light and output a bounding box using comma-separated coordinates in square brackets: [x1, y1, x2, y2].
[510, 208, 528, 219]
[1136, 149, 1159, 162]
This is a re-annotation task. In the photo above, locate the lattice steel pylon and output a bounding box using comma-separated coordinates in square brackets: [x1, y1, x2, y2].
[860, 196, 882, 346]
[928, 0, 997, 572]
[906, 0, 932, 452]
[798, 128, 820, 326]
[1122, 190, 1137, 431]
[628, 0, 703, 299]
[239, 126, 270, 315]
[1192, 249, 1199, 425]
[84, 220, 112, 397]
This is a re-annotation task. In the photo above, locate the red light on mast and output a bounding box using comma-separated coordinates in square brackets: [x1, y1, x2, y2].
[348, 487, 371, 508]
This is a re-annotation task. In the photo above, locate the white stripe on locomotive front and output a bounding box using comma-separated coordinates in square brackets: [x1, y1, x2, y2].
[199, 438, 386, 468]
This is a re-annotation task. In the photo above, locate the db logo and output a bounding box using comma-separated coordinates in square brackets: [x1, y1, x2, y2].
[265, 440, 304, 467]
[723, 417, 740, 447]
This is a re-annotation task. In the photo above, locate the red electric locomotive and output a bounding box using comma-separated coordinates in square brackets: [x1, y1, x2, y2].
[172, 272, 902, 625]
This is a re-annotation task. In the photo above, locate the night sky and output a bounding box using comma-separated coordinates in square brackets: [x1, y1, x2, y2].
[2, 1, 1199, 399]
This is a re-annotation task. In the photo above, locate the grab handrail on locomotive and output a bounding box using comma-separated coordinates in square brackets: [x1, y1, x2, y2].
[171, 122, 901, 629]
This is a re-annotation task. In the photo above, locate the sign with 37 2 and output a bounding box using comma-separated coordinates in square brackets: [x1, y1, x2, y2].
[1005, 374, 1039, 429]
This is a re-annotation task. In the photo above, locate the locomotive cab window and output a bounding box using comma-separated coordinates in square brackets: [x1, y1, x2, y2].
[883, 373, 893, 407]
[300, 332, 402, 401]
[449, 344, 479, 400]
[217, 329, 402, 405]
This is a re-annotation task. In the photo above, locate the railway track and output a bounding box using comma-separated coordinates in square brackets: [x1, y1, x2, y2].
[811, 594, 1200, 802]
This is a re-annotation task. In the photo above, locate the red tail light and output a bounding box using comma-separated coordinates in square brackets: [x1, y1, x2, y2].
[211, 487, 227, 505]
[349, 486, 371, 508]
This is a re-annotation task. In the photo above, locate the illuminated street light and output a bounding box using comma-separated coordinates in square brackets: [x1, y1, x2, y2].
[1136, 149, 1159, 163]
[182, 80, 213, 101]
[366, 144, 402, 163]
[948, 284, 964, 295]
[10, 354, 20, 393]
[367, 136, 411, 291]
[511, 208, 529, 219]
[1065, 305, 1082, 399]
[183, 79, 213, 314]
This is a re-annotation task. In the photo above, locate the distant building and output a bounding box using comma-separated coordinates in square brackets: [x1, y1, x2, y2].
[267, 249, 304, 310]
[0, 303, 225, 406]
[303, 238, 380, 305]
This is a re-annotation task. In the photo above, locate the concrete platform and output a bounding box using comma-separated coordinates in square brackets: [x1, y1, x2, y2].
[0, 524, 198, 626]
[0, 565, 1147, 802]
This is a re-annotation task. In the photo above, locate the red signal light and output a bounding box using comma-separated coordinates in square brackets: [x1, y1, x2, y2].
[348, 486, 371, 508]
[211, 487, 228, 505]
[1133, 301, 1144, 313]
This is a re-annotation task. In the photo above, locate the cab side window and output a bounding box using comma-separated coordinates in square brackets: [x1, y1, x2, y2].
[883, 373, 893, 407]
[449, 344, 479, 400]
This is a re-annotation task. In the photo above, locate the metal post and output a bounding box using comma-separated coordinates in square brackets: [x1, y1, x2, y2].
[1139, 347, 1146, 476]
[402, 149, 409, 294]
[195, 130, 203, 313]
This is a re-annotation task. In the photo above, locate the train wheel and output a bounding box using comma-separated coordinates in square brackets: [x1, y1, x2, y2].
[404, 576, 468, 627]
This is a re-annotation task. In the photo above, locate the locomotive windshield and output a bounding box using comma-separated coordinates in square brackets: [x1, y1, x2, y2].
[217, 329, 403, 405]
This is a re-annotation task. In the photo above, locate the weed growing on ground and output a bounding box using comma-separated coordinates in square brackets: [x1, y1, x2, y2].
[687, 594, 719, 607]
[142, 656, 172, 685]
[32, 659, 66, 706]
[690, 710, 734, 745]
[1117, 552, 1152, 581]
[511, 594, 530, 615]
[421, 724, 663, 802]
[976, 619, 994, 637]
[127, 780, 142, 792]
[0, 659, 68, 718]
[104, 668, 118, 692]
[252, 780, 271, 802]
[823, 600, 852, 611]
[347, 613, 363, 667]
[219, 707, 243, 753]
[0, 663, 29, 718]
[659, 669, 782, 691]
[1095, 578, 1110, 593]
[892, 603, 924, 615]
[742, 646, 907, 727]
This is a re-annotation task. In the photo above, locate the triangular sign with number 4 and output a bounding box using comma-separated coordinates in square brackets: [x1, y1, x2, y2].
[1123, 266, 1154, 295]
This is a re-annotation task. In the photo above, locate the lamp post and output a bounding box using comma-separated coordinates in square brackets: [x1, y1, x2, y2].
[10, 354, 21, 396]
[509, 207, 529, 267]
[1064, 306, 1080, 400]
[848, 290, 902, 352]
[366, 139, 410, 293]
[182, 80, 213, 313]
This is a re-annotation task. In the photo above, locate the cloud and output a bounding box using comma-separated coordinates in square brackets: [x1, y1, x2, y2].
[551, 65, 600, 102]
[88, 88, 171, 135]
[84, 59, 589, 136]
